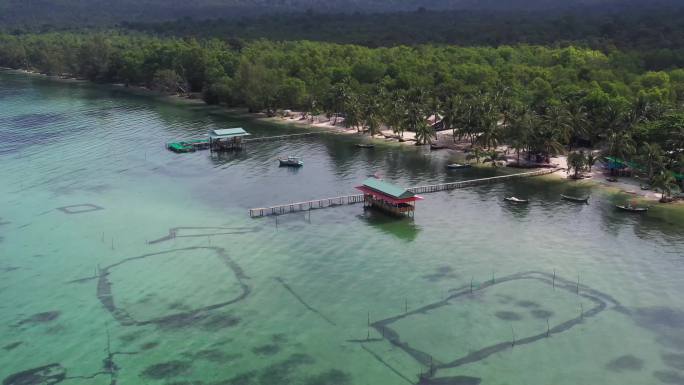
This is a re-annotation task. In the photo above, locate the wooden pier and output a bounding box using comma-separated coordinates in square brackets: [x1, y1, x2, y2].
[248, 168, 559, 217]
[249, 194, 365, 217]
[168, 131, 328, 153]
[244, 131, 328, 143]
[407, 167, 555, 194]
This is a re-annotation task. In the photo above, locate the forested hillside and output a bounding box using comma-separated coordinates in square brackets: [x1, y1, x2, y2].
[122, 6, 684, 59]
[1, 0, 681, 26]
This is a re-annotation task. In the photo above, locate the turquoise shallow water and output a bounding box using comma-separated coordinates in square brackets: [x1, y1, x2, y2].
[1, 71, 684, 385]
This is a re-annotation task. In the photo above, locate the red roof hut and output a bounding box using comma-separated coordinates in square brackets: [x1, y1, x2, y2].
[356, 177, 423, 217]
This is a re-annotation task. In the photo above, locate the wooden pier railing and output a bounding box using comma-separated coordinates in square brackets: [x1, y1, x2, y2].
[407, 167, 556, 194]
[168, 131, 329, 153]
[248, 168, 559, 217]
[249, 194, 365, 217]
[244, 131, 328, 143]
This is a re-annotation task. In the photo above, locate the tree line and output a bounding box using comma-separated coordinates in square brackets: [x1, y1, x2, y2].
[121, 5, 684, 60]
[0, 32, 682, 191]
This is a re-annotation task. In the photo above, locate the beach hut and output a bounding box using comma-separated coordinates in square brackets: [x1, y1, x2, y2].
[208, 128, 251, 151]
[355, 177, 423, 217]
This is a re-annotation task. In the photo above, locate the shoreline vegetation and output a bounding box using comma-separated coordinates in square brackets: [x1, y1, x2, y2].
[1, 32, 683, 206]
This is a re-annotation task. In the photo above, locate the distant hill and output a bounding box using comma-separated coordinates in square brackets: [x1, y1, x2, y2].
[1, 0, 683, 27]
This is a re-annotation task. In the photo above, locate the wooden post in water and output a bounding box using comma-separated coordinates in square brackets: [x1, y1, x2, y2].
[552, 269, 556, 289]
[405, 298, 408, 313]
[546, 319, 550, 337]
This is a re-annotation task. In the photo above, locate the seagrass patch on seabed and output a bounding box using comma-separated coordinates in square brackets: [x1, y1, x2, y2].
[56, 203, 103, 214]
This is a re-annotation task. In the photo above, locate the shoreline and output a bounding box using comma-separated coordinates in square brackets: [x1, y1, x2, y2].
[3, 67, 680, 207]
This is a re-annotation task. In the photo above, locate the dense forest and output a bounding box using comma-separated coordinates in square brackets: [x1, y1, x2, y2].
[0, 32, 682, 193]
[121, 6, 684, 55]
[2, 0, 682, 27]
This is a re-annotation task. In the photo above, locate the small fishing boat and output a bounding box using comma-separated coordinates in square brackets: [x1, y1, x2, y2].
[430, 144, 447, 150]
[615, 204, 648, 212]
[606, 177, 618, 182]
[447, 163, 471, 169]
[504, 196, 529, 203]
[356, 143, 375, 149]
[640, 184, 651, 190]
[561, 194, 589, 203]
[278, 156, 303, 167]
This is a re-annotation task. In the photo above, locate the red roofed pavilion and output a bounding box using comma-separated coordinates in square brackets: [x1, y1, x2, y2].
[356, 177, 423, 217]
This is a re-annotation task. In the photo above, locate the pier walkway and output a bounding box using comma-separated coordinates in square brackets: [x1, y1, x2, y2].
[248, 168, 559, 217]
[167, 131, 328, 152]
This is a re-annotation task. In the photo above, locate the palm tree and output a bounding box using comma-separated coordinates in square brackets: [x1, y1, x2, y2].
[603, 127, 636, 162]
[403, 88, 434, 145]
[361, 91, 382, 137]
[441, 95, 462, 142]
[414, 120, 435, 145]
[343, 90, 362, 132]
[639, 142, 664, 182]
[484, 149, 504, 167]
[329, 82, 348, 125]
[652, 171, 676, 202]
[544, 105, 572, 146]
[567, 151, 587, 179]
[508, 108, 537, 163]
[383, 91, 405, 138]
[473, 94, 502, 149]
[467, 146, 485, 164]
[565, 103, 589, 148]
[533, 121, 566, 162]
[586, 152, 598, 172]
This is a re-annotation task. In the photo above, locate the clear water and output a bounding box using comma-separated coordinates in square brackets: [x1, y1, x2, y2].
[1, 70, 684, 385]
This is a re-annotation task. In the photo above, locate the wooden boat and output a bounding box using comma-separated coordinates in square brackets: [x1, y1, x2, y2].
[606, 177, 618, 182]
[447, 163, 472, 169]
[615, 204, 648, 212]
[356, 143, 375, 149]
[278, 156, 303, 167]
[561, 194, 589, 203]
[504, 196, 529, 203]
[430, 144, 447, 150]
[640, 184, 651, 190]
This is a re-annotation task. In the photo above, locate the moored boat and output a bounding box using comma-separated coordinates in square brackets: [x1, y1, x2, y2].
[278, 156, 303, 167]
[356, 143, 375, 149]
[430, 144, 447, 150]
[561, 194, 590, 203]
[447, 163, 471, 169]
[504, 196, 529, 203]
[615, 204, 648, 212]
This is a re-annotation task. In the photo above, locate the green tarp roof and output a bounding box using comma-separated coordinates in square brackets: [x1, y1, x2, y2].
[604, 156, 640, 170]
[210, 127, 250, 139]
[361, 178, 415, 199]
